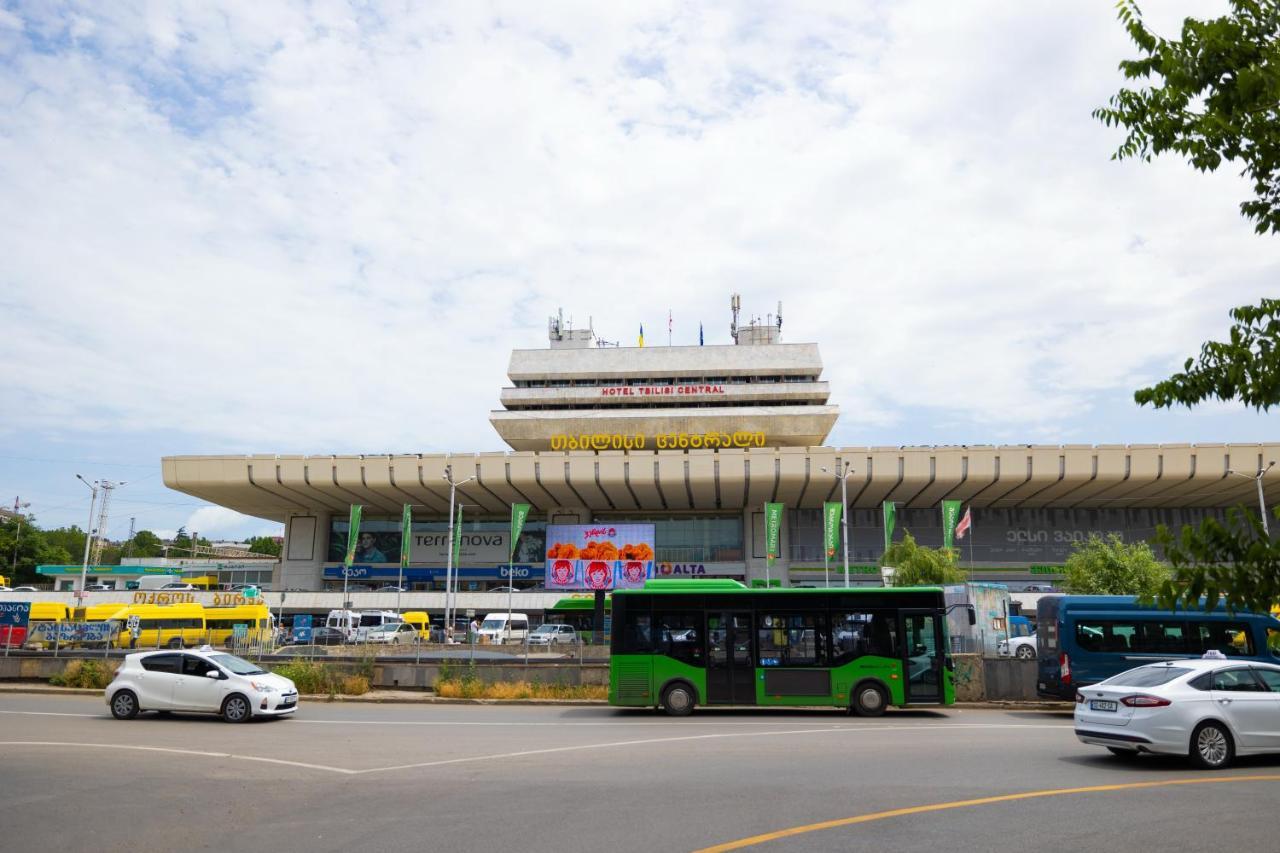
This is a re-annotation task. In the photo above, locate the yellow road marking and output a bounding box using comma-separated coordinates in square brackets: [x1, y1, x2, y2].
[694, 775, 1280, 852]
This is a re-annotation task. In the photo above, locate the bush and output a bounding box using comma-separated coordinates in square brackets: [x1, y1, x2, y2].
[270, 660, 368, 696]
[50, 659, 115, 689]
[434, 676, 605, 700]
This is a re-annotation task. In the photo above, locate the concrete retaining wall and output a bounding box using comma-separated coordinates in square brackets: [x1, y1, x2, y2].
[951, 654, 985, 702]
[374, 662, 609, 690]
[982, 658, 1040, 701]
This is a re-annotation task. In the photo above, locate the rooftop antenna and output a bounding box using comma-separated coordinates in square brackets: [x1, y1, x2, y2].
[730, 293, 741, 343]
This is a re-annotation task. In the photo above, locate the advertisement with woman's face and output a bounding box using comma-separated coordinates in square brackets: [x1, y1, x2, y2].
[544, 524, 656, 591]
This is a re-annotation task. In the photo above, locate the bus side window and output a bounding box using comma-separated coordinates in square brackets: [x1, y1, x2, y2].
[622, 612, 653, 653]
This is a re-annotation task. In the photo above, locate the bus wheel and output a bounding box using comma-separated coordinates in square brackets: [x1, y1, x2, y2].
[851, 682, 888, 717]
[221, 694, 252, 724]
[661, 683, 695, 717]
[167, 638, 183, 649]
[110, 690, 139, 720]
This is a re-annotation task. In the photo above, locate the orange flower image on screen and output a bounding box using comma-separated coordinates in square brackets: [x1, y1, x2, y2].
[579, 540, 619, 561]
[619, 543, 653, 561]
[546, 542, 579, 559]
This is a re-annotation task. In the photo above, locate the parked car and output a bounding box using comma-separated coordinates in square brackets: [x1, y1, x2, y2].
[1023, 584, 1054, 593]
[84, 584, 115, 591]
[159, 583, 198, 591]
[300, 626, 348, 646]
[488, 586, 521, 594]
[105, 647, 298, 723]
[999, 633, 1037, 660]
[375, 585, 407, 592]
[10, 586, 38, 592]
[364, 623, 421, 645]
[527, 624, 579, 646]
[1075, 654, 1280, 769]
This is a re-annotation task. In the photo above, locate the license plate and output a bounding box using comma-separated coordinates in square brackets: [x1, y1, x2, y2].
[1090, 699, 1117, 712]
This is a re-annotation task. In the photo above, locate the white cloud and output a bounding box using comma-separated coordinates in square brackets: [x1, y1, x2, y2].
[180, 506, 273, 540]
[0, 0, 1273, 462]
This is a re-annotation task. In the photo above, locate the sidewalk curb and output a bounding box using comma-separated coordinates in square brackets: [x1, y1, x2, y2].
[0, 682, 1072, 710]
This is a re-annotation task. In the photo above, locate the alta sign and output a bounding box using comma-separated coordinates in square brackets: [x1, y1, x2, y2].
[658, 563, 707, 576]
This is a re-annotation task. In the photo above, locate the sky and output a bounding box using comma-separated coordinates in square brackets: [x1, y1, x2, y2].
[0, 1, 1275, 542]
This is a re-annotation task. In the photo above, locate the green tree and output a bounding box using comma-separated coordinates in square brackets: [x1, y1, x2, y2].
[125, 530, 165, 559]
[882, 532, 966, 586]
[0, 516, 74, 584]
[1061, 534, 1170, 596]
[1094, 0, 1280, 234]
[245, 536, 282, 558]
[1135, 298, 1280, 411]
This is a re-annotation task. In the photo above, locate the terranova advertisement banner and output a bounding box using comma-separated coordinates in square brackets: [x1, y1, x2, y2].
[545, 524, 656, 591]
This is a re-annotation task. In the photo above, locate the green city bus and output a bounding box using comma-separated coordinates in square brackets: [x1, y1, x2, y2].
[609, 579, 955, 716]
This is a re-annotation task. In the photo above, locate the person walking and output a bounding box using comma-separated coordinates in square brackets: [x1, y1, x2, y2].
[469, 617, 480, 644]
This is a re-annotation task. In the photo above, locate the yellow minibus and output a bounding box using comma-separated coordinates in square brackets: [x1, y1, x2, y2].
[205, 604, 273, 647]
[106, 603, 207, 649]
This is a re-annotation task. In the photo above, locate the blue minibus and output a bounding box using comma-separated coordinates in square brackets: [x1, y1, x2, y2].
[1036, 595, 1280, 700]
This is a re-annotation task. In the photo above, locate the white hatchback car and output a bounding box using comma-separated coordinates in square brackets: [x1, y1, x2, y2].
[527, 624, 579, 646]
[106, 647, 298, 723]
[1075, 654, 1280, 769]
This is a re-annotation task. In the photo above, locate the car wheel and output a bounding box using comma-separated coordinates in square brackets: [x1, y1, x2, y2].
[661, 683, 695, 717]
[1190, 722, 1234, 769]
[852, 682, 889, 717]
[1015, 645, 1035, 660]
[221, 693, 252, 724]
[110, 690, 139, 720]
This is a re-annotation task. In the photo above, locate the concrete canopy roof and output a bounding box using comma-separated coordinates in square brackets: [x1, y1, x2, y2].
[161, 443, 1280, 523]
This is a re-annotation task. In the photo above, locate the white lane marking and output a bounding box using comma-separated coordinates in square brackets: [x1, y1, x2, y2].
[0, 710, 101, 718]
[356, 723, 1073, 775]
[0, 741, 356, 775]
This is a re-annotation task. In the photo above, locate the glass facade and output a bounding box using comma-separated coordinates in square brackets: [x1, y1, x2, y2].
[787, 506, 1231, 565]
[327, 517, 547, 565]
[596, 515, 744, 563]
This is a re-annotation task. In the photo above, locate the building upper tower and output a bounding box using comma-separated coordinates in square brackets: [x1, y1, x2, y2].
[489, 298, 839, 451]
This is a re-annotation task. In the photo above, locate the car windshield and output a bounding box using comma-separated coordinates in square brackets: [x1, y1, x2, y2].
[209, 653, 266, 675]
[1102, 665, 1191, 687]
[531, 626, 556, 634]
[480, 619, 504, 630]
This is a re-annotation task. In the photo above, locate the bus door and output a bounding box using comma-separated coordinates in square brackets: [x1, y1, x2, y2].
[901, 612, 943, 703]
[706, 611, 755, 705]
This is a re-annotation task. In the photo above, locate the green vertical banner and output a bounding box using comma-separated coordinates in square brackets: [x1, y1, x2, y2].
[764, 502, 784, 564]
[343, 505, 363, 568]
[400, 504, 412, 568]
[452, 505, 464, 566]
[882, 501, 896, 553]
[823, 501, 844, 558]
[509, 503, 531, 560]
[941, 499, 962, 550]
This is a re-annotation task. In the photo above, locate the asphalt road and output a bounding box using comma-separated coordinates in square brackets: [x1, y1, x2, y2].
[2, 694, 1278, 852]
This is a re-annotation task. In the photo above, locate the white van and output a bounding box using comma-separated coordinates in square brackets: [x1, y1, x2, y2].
[129, 575, 184, 591]
[476, 612, 530, 644]
[352, 610, 404, 643]
[325, 609, 360, 641]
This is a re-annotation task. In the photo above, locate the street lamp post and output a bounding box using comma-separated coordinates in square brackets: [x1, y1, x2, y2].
[11, 500, 31, 578]
[1228, 460, 1276, 537]
[442, 465, 475, 643]
[75, 475, 99, 601]
[821, 463, 855, 587]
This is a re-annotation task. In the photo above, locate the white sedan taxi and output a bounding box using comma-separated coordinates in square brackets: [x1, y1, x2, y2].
[1075, 652, 1280, 769]
[106, 646, 298, 723]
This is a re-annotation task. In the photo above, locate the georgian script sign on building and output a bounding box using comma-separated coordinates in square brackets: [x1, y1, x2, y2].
[549, 431, 766, 451]
[599, 384, 726, 397]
